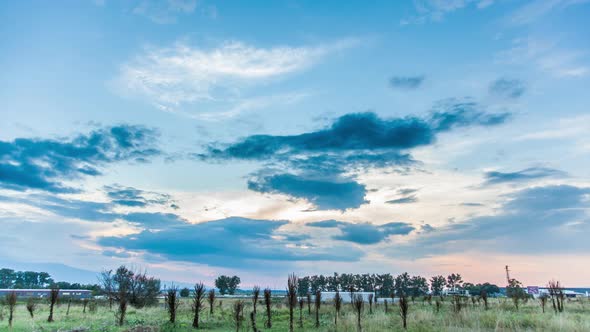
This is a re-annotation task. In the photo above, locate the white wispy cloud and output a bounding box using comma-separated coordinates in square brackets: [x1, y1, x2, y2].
[115, 39, 358, 116]
[506, 0, 590, 26]
[133, 0, 198, 24]
[401, 0, 493, 25]
[496, 38, 589, 77]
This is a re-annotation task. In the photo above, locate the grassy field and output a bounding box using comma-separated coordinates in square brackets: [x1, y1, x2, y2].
[2, 297, 590, 331]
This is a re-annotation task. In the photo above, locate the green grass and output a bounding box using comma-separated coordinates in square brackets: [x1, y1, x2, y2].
[1, 297, 589, 331]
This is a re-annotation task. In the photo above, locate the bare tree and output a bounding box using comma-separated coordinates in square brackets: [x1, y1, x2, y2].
[349, 285, 355, 304]
[540, 294, 548, 313]
[250, 310, 259, 332]
[306, 292, 312, 315]
[252, 286, 260, 316]
[353, 294, 364, 332]
[82, 298, 88, 314]
[368, 293, 374, 314]
[298, 298, 304, 328]
[208, 289, 215, 315]
[287, 274, 298, 332]
[233, 300, 245, 332]
[264, 288, 272, 328]
[399, 295, 409, 330]
[435, 299, 441, 313]
[481, 290, 489, 310]
[192, 282, 206, 328]
[314, 290, 321, 328]
[7, 291, 16, 328]
[26, 298, 37, 319]
[384, 299, 388, 313]
[548, 280, 565, 313]
[66, 297, 72, 316]
[48, 286, 59, 323]
[334, 290, 342, 327]
[165, 286, 180, 324]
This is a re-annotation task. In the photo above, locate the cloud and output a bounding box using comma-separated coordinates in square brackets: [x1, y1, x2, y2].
[496, 38, 589, 78]
[483, 167, 566, 185]
[99, 217, 364, 268]
[402, 0, 494, 24]
[389, 75, 425, 90]
[489, 78, 526, 99]
[202, 107, 509, 210]
[0, 126, 160, 193]
[307, 220, 415, 244]
[133, 0, 197, 24]
[506, 0, 590, 26]
[386, 196, 417, 204]
[117, 39, 358, 114]
[248, 173, 367, 210]
[104, 184, 176, 208]
[394, 185, 590, 257]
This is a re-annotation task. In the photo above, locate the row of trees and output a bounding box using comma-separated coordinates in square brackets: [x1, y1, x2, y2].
[0, 268, 102, 293]
[296, 273, 500, 298]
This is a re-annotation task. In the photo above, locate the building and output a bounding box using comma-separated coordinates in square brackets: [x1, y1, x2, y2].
[526, 287, 587, 299]
[0, 289, 92, 299]
[318, 291, 375, 303]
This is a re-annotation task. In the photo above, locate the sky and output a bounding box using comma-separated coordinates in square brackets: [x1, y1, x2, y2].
[1, 0, 589, 288]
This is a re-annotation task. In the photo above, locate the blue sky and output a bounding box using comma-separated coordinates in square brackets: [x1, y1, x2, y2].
[1, 0, 589, 287]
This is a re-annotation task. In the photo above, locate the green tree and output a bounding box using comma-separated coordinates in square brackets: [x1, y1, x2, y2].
[430, 275, 445, 296]
[446, 273, 463, 291]
[180, 287, 190, 297]
[215, 275, 241, 295]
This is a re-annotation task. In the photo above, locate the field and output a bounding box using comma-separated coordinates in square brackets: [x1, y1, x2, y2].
[2, 296, 590, 332]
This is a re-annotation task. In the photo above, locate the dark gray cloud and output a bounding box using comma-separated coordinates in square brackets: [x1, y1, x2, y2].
[386, 196, 417, 204]
[248, 173, 367, 210]
[202, 107, 509, 210]
[392, 185, 590, 257]
[104, 184, 176, 208]
[0, 125, 160, 193]
[307, 220, 415, 244]
[390, 75, 425, 89]
[483, 167, 566, 186]
[489, 78, 526, 99]
[99, 217, 364, 268]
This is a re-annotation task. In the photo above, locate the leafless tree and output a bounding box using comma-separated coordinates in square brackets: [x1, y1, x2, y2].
[353, 294, 364, 332]
[307, 292, 312, 315]
[287, 274, 298, 332]
[334, 290, 342, 327]
[548, 280, 565, 313]
[298, 298, 304, 328]
[264, 288, 272, 328]
[48, 286, 59, 322]
[250, 310, 259, 332]
[314, 290, 322, 328]
[384, 299, 388, 313]
[7, 291, 16, 327]
[26, 298, 37, 319]
[349, 285, 355, 304]
[82, 298, 88, 314]
[540, 294, 548, 313]
[192, 282, 206, 328]
[252, 286, 260, 316]
[368, 293, 374, 314]
[208, 289, 215, 315]
[481, 290, 489, 310]
[399, 295, 409, 330]
[435, 299, 441, 313]
[66, 297, 72, 316]
[233, 300, 245, 332]
[165, 285, 180, 324]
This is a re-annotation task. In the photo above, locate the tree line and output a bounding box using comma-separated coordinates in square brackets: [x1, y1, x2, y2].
[0, 268, 100, 292]
[296, 272, 500, 298]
